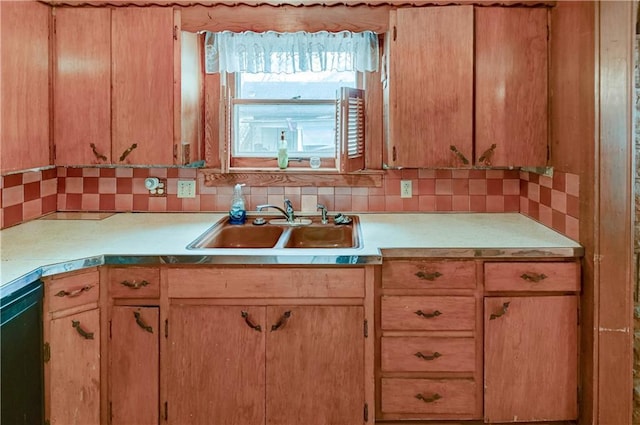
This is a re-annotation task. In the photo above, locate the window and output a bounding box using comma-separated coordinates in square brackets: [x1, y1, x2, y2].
[205, 31, 377, 172]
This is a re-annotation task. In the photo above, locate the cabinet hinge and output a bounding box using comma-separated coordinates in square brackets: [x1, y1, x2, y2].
[173, 25, 178, 40]
[109, 320, 112, 339]
[43, 342, 50, 363]
[392, 146, 397, 162]
[52, 144, 56, 161]
[164, 401, 168, 420]
[165, 319, 169, 338]
[364, 403, 369, 422]
[363, 320, 368, 338]
[392, 26, 397, 41]
[109, 401, 113, 423]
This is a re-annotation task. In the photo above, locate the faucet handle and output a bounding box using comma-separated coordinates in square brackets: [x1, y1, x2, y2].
[317, 204, 328, 224]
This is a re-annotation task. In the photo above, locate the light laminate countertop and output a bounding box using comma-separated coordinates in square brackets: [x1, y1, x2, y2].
[0, 212, 583, 292]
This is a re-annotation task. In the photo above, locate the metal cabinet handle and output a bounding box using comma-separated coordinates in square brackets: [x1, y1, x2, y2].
[520, 272, 548, 283]
[415, 271, 442, 281]
[90, 143, 107, 162]
[449, 145, 469, 165]
[489, 302, 511, 320]
[55, 285, 92, 298]
[271, 310, 292, 332]
[119, 143, 138, 162]
[241, 311, 262, 332]
[414, 310, 442, 319]
[415, 393, 442, 403]
[477, 143, 497, 166]
[120, 280, 149, 289]
[414, 351, 442, 361]
[72, 320, 94, 340]
[134, 311, 153, 333]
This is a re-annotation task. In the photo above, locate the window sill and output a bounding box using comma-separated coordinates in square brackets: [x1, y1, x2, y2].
[201, 168, 384, 187]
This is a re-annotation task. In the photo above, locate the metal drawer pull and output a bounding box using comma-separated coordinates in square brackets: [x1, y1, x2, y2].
[120, 280, 150, 289]
[489, 302, 511, 320]
[271, 310, 292, 331]
[90, 143, 107, 161]
[119, 143, 138, 162]
[415, 351, 442, 361]
[415, 393, 442, 403]
[415, 271, 442, 281]
[520, 272, 548, 283]
[55, 285, 92, 298]
[414, 310, 442, 319]
[134, 312, 153, 333]
[449, 145, 469, 165]
[72, 320, 94, 340]
[477, 143, 497, 166]
[241, 311, 262, 332]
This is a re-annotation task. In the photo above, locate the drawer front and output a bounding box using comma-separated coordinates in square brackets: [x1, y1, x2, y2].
[381, 337, 475, 372]
[484, 262, 580, 292]
[109, 268, 160, 298]
[48, 270, 99, 313]
[168, 267, 365, 298]
[383, 260, 476, 289]
[381, 296, 475, 331]
[381, 378, 476, 415]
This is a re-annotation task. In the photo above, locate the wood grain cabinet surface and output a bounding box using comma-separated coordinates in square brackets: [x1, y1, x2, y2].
[483, 261, 580, 423]
[43, 269, 101, 425]
[384, 5, 548, 168]
[378, 259, 482, 421]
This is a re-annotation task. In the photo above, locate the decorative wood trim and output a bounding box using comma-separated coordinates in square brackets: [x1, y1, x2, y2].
[201, 169, 384, 187]
[39, 1, 556, 6]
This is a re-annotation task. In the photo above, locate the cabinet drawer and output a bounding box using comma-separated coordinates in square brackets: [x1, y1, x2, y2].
[381, 296, 475, 331]
[109, 267, 160, 298]
[381, 378, 476, 415]
[484, 262, 580, 292]
[48, 270, 99, 313]
[381, 337, 475, 372]
[168, 267, 365, 298]
[383, 260, 475, 289]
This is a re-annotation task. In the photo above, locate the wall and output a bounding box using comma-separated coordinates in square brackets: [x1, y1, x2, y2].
[1, 166, 580, 241]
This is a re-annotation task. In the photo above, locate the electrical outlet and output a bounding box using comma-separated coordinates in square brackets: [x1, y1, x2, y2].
[400, 180, 412, 198]
[177, 180, 196, 198]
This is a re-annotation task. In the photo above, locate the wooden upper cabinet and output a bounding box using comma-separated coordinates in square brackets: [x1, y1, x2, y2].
[112, 7, 175, 165]
[1, 1, 50, 173]
[385, 6, 473, 168]
[54, 7, 112, 165]
[475, 7, 549, 167]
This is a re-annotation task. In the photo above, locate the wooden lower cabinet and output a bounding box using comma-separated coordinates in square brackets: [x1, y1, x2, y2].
[109, 306, 159, 425]
[167, 304, 365, 425]
[48, 308, 101, 425]
[484, 296, 579, 423]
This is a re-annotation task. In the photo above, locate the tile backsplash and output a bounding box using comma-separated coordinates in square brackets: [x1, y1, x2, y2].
[1, 166, 580, 241]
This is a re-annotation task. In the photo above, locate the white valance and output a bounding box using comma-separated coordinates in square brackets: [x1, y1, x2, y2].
[205, 30, 379, 74]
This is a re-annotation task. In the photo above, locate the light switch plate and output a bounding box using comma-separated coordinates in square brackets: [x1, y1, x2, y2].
[400, 180, 412, 198]
[177, 180, 196, 198]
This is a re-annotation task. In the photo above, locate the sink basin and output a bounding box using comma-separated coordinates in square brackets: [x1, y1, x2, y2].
[188, 223, 284, 248]
[187, 215, 361, 249]
[283, 225, 357, 248]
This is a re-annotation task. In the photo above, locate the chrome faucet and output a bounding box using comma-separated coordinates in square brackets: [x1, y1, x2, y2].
[256, 199, 296, 223]
[317, 204, 328, 224]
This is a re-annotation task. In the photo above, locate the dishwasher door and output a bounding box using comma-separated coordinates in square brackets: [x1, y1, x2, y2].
[1, 279, 44, 425]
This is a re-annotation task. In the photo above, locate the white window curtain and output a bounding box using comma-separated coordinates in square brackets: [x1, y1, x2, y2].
[205, 30, 379, 74]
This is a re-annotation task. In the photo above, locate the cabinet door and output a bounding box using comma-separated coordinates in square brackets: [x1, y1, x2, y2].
[1, 1, 50, 173]
[54, 7, 111, 165]
[385, 6, 473, 168]
[112, 7, 175, 165]
[49, 308, 100, 425]
[167, 305, 266, 425]
[109, 306, 159, 425]
[266, 306, 365, 425]
[484, 296, 578, 422]
[475, 7, 548, 167]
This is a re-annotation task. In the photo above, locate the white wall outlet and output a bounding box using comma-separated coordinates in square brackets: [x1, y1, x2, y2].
[400, 180, 412, 198]
[177, 180, 196, 198]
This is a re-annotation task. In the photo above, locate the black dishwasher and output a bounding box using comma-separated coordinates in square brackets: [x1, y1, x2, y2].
[1, 279, 44, 425]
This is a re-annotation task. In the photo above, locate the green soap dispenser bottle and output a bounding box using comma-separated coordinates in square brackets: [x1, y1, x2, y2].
[277, 131, 288, 169]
